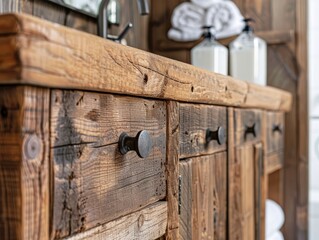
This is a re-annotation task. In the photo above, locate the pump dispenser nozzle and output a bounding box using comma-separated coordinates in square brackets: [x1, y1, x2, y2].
[242, 18, 255, 33]
[202, 26, 215, 40]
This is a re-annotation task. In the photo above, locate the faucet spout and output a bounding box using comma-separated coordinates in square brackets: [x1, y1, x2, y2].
[98, 0, 149, 39]
[98, 0, 110, 39]
[137, 0, 149, 16]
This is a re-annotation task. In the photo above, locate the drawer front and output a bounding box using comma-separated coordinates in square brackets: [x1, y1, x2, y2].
[179, 104, 227, 159]
[234, 109, 262, 146]
[264, 112, 285, 155]
[50, 90, 167, 238]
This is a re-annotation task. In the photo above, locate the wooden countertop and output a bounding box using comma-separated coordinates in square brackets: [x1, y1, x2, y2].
[0, 13, 292, 112]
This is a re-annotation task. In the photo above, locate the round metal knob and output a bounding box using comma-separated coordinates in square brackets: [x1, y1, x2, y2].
[244, 123, 257, 140]
[206, 127, 226, 145]
[272, 124, 283, 134]
[118, 130, 152, 158]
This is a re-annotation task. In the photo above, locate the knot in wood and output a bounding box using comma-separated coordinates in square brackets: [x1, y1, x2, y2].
[138, 214, 145, 228]
[23, 134, 41, 160]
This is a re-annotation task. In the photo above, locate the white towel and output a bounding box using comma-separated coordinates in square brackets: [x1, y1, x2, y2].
[168, 2, 205, 41]
[191, 0, 220, 9]
[267, 231, 284, 240]
[167, 1, 244, 42]
[266, 200, 285, 238]
[205, 1, 245, 39]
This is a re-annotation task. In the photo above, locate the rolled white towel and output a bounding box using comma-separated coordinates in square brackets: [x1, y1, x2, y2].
[266, 200, 285, 238]
[168, 2, 205, 41]
[205, 0, 245, 39]
[267, 231, 284, 240]
[168, 1, 244, 41]
[191, 0, 221, 9]
[171, 2, 205, 30]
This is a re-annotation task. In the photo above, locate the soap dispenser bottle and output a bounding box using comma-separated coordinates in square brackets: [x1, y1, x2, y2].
[191, 26, 228, 75]
[229, 18, 267, 85]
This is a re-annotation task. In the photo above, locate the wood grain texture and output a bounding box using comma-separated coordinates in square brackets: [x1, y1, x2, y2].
[229, 108, 265, 240]
[65, 202, 167, 240]
[179, 104, 227, 159]
[233, 109, 263, 146]
[295, 0, 309, 239]
[50, 90, 167, 238]
[264, 112, 285, 155]
[179, 160, 192, 240]
[165, 101, 180, 240]
[0, 0, 149, 50]
[0, 13, 292, 112]
[179, 152, 227, 240]
[268, 170, 284, 207]
[254, 143, 266, 240]
[0, 86, 50, 240]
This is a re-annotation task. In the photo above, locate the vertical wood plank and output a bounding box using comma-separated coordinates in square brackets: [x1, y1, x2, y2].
[179, 160, 192, 240]
[166, 101, 180, 240]
[0, 86, 50, 240]
[212, 153, 227, 240]
[254, 143, 266, 240]
[192, 156, 215, 240]
[296, 1, 308, 239]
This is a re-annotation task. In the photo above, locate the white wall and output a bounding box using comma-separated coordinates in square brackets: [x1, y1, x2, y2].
[308, 0, 319, 239]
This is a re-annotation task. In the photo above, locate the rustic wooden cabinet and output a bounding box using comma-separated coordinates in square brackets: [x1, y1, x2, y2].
[0, 14, 292, 240]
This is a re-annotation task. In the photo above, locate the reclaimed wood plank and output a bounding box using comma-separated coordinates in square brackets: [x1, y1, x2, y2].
[179, 104, 227, 159]
[165, 101, 180, 240]
[50, 90, 167, 239]
[0, 86, 50, 240]
[179, 160, 192, 240]
[0, 13, 292, 112]
[66, 202, 167, 240]
[179, 152, 227, 240]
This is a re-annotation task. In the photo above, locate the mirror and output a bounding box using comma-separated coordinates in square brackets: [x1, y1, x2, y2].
[47, 0, 102, 17]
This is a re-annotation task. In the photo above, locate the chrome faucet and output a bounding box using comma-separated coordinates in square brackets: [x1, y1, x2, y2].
[98, 0, 149, 40]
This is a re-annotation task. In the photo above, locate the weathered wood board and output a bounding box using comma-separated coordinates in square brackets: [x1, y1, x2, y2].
[179, 104, 227, 159]
[0, 86, 50, 240]
[50, 90, 167, 238]
[179, 152, 227, 240]
[65, 202, 168, 240]
[0, 13, 292, 112]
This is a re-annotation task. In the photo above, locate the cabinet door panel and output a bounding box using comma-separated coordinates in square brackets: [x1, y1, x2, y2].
[229, 108, 265, 240]
[179, 152, 227, 240]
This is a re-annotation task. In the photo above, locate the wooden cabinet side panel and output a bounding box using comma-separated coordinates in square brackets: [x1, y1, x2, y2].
[0, 86, 50, 240]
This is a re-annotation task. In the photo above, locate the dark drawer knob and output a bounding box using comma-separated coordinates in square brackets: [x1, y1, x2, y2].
[119, 130, 152, 158]
[206, 127, 226, 145]
[245, 123, 256, 140]
[272, 124, 283, 134]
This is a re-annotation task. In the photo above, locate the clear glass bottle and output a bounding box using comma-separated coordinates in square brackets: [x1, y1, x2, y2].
[191, 26, 228, 75]
[229, 19, 267, 86]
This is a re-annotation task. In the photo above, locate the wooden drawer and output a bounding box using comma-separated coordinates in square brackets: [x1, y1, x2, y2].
[179, 104, 227, 159]
[50, 90, 167, 238]
[263, 112, 285, 173]
[264, 112, 285, 154]
[233, 109, 262, 146]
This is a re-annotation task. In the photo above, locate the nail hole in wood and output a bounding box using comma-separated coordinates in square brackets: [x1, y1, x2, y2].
[143, 74, 148, 84]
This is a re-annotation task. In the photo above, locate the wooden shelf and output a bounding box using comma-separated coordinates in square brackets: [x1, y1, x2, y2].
[158, 30, 295, 52]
